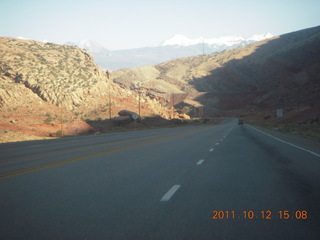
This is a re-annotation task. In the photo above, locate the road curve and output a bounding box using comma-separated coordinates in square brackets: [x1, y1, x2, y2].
[1, 120, 319, 240]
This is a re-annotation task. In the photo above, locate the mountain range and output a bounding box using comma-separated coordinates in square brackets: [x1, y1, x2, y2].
[112, 25, 320, 123]
[159, 33, 274, 47]
[67, 33, 274, 70]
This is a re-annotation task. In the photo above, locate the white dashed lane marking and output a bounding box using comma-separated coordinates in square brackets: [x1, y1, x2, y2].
[209, 148, 214, 152]
[161, 185, 181, 202]
[196, 159, 205, 165]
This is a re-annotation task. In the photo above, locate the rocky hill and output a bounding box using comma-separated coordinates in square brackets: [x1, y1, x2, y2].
[113, 26, 320, 124]
[0, 38, 173, 142]
[0, 37, 120, 110]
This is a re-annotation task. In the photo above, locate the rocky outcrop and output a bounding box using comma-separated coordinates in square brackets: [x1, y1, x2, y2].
[0, 37, 113, 110]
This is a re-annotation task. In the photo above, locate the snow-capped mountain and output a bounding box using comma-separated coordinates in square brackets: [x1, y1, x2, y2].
[64, 33, 274, 70]
[159, 33, 274, 48]
[78, 39, 109, 53]
[159, 34, 204, 47]
[64, 39, 109, 54]
[247, 32, 274, 42]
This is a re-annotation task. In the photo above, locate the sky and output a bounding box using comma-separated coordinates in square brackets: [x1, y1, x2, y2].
[1, 0, 319, 50]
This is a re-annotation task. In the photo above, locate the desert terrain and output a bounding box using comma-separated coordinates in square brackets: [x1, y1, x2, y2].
[1, 26, 319, 142]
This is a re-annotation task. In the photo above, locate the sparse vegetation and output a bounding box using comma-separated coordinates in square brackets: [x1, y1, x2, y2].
[280, 123, 320, 139]
[56, 130, 63, 137]
[247, 119, 320, 140]
[44, 113, 53, 124]
[0, 37, 112, 112]
[1, 26, 320, 143]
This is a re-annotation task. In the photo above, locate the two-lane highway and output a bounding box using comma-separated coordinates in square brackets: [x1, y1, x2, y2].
[1, 120, 319, 239]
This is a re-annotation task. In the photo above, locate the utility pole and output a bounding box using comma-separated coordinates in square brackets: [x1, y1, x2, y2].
[172, 93, 175, 119]
[138, 88, 141, 117]
[60, 87, 64, 137]
[106, 70, 112, 129]
[202, 37, 204, 55]
[106, 71, 112, 130]
[109, 87, 112, 129]
[60, 101, 63, 137]
[137, 81, 147, 119]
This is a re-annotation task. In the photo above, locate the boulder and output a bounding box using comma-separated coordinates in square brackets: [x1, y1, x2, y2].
[118, 110, 140, 121]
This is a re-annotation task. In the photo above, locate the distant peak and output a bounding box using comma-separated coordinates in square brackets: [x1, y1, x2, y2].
[79, 39, 91, 45]
[248, 33, 274, 41]
[264, 32, 274, 38]
[160, 34, 193, 46]
[78, 39, 108, 53]
[159, 33, 274, 47]
[172, 34, 188, 38]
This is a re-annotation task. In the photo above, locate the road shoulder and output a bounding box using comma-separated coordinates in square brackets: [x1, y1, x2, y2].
[248, 124, 320, 155]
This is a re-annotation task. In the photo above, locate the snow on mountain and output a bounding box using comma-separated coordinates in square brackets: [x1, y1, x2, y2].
[159, 33, 274, 47]
[77, 39, 108, 53]
[247, 33, 274, 42]
[63, 33, 274, 70]
[206, 36, 246, 47]
[160, 34, 203, 47]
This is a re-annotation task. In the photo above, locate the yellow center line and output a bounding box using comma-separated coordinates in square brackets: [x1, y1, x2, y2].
[0, 130, 198, 180]
[0, 129, 188, 165]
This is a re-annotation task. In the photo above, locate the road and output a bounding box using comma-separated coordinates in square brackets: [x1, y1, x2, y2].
[1, 119, 320, 240]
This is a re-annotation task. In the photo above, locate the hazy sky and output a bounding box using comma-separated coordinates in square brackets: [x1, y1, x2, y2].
[1, 0, 319, 50]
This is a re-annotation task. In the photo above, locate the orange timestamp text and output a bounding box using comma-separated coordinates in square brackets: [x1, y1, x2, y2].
[212, 210, 308, 220]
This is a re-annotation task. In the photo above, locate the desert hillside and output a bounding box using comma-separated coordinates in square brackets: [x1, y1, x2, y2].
[0, 37, 135, 111]
[1, 26, 319, 142]
[0, 38, 174, 142]
[113, 26, 320, 124]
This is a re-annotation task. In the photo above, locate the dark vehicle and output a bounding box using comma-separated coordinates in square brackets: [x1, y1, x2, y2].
[238, 118, 244, 124]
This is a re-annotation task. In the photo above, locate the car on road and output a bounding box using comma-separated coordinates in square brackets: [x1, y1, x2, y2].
[238, 118, 244, 124]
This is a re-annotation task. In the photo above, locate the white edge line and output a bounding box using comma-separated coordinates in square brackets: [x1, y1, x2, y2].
[196, 159, 205, 165]
[160, 184, 181, 202]
[247, 125, 320, 158]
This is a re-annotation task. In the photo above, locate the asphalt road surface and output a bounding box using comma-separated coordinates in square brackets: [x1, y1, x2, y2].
[1, 119, 320, 240]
